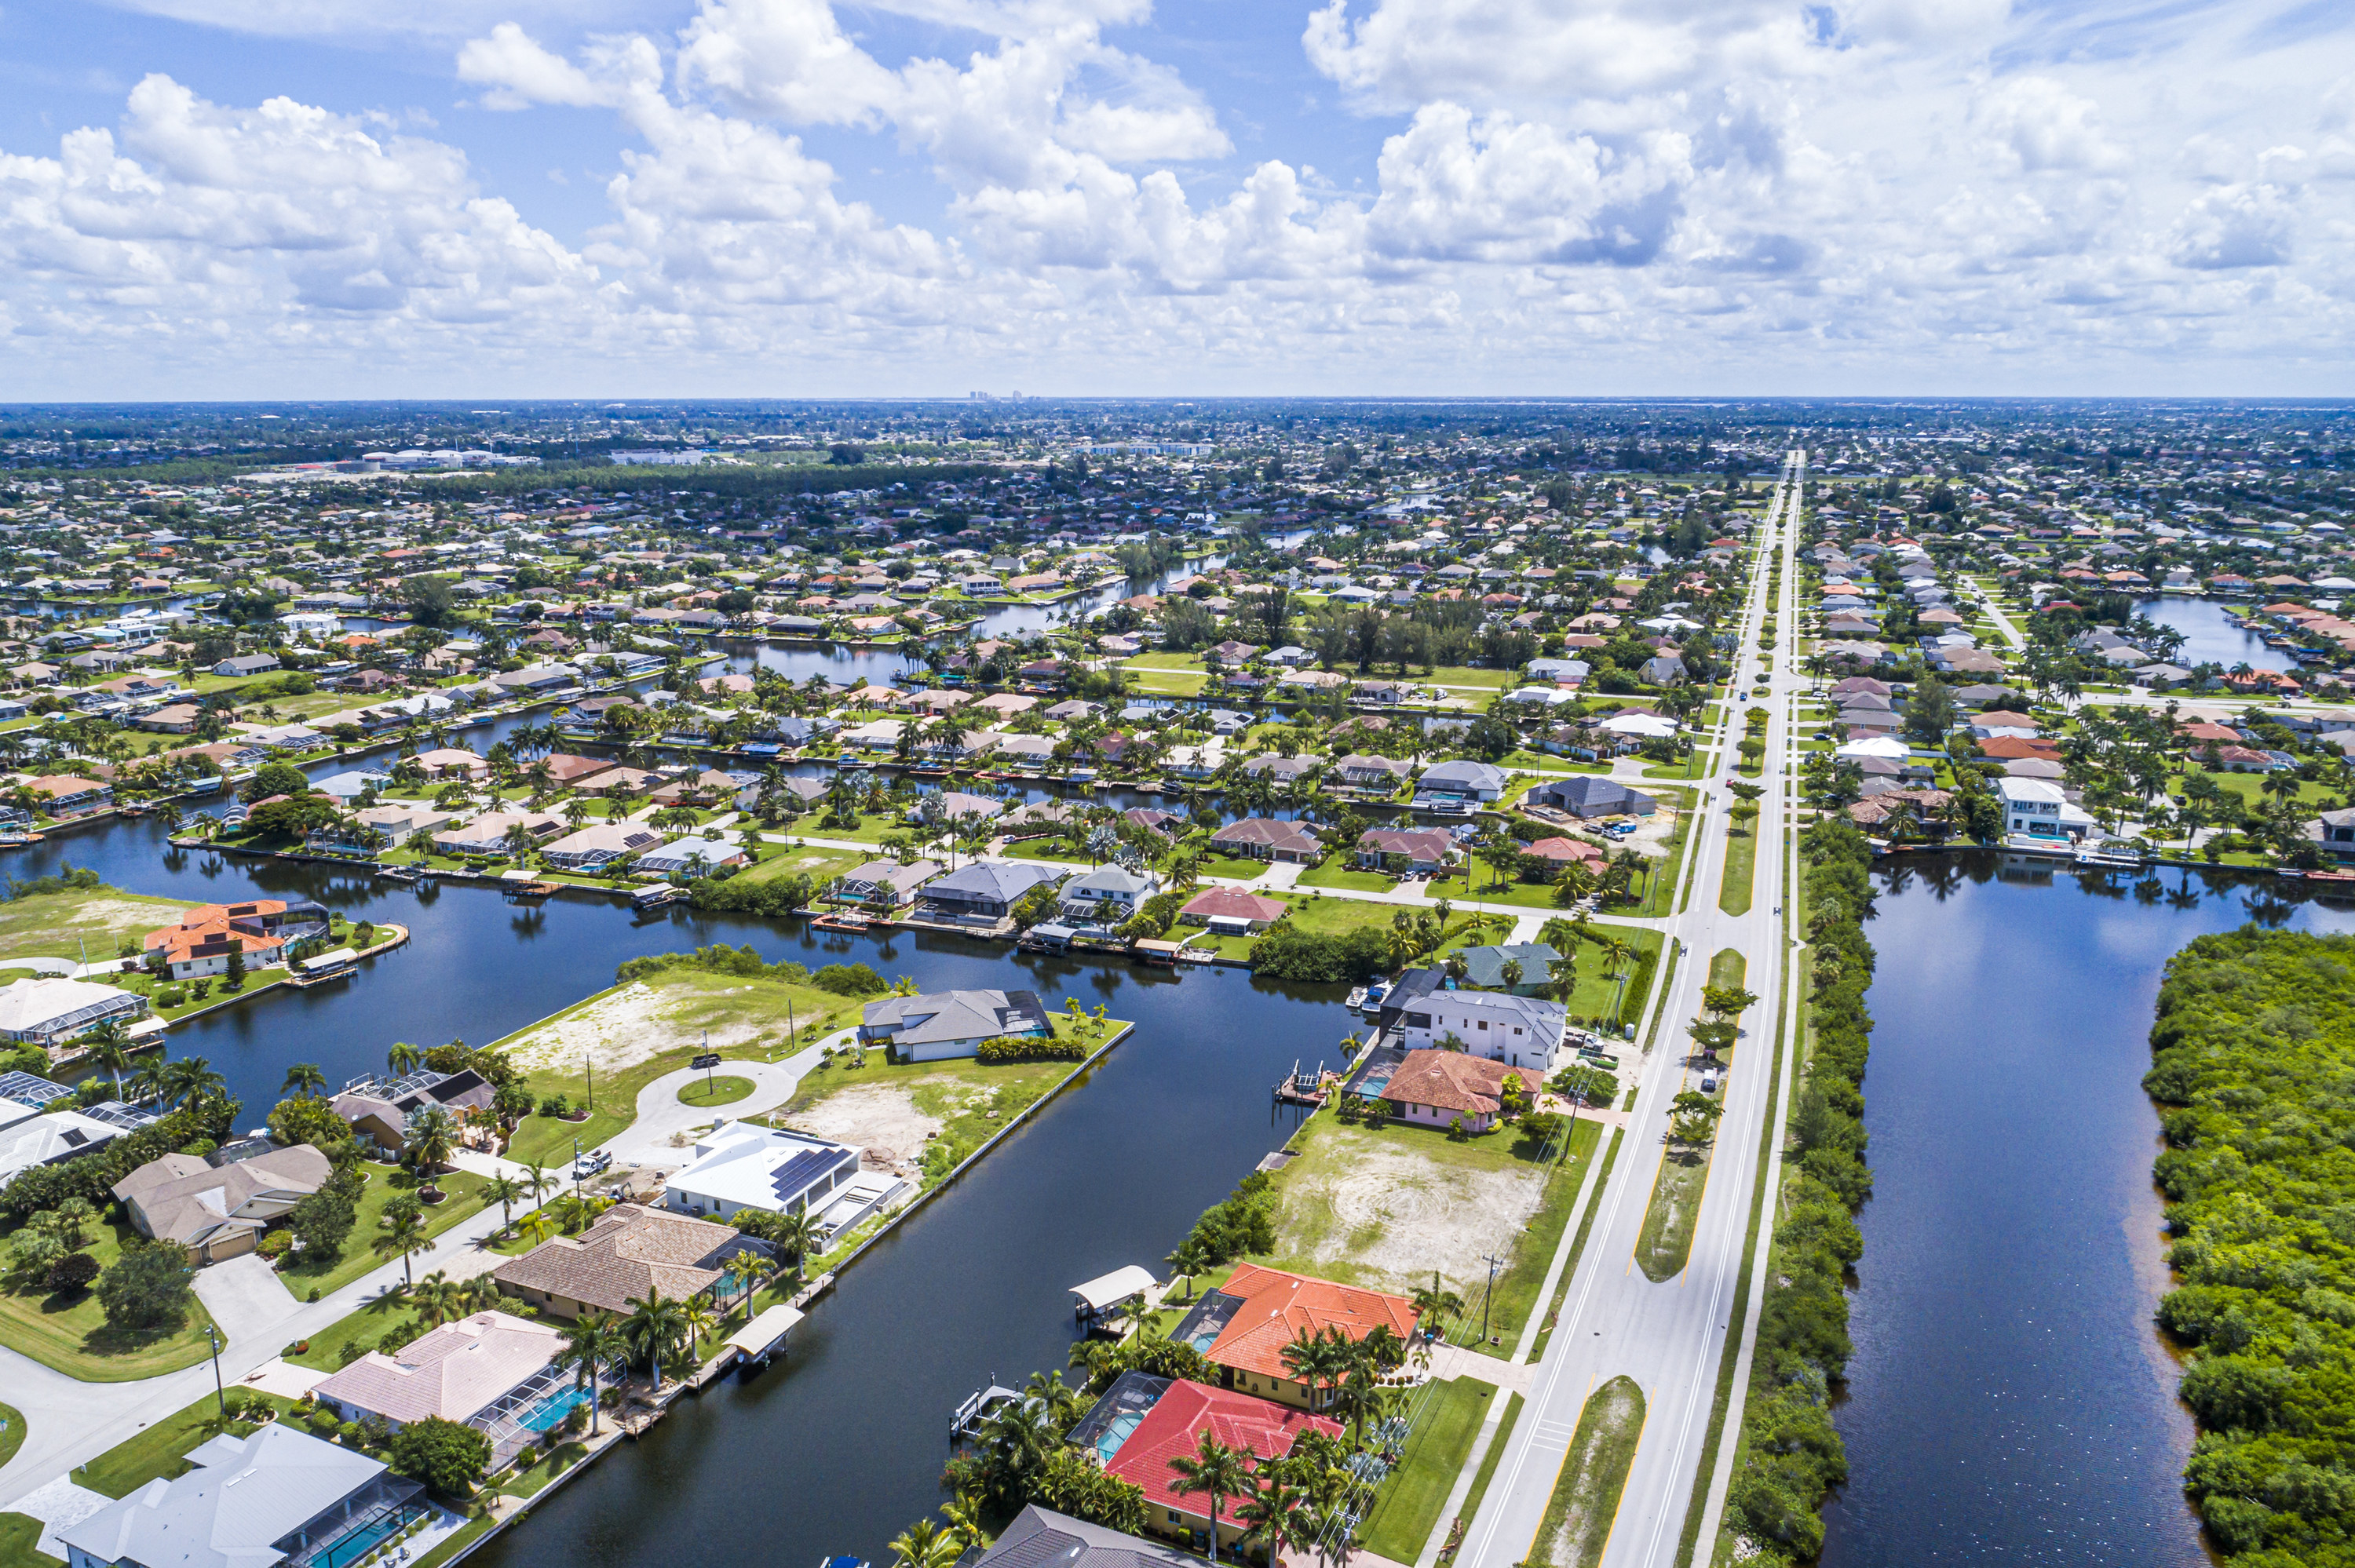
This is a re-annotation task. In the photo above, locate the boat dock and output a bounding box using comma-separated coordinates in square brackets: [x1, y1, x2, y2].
[1272, 1059, 1329, 1108]
[701, 1304, 805, 1384]
[1068, 1264, 1159, 1329]
[950, 1382, 1018, 1439]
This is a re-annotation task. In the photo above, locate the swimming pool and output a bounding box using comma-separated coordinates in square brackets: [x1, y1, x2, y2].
[1090, 1412, 1142, 1466]
[516, 1385, 590, 1433]
[316, 1509, 408, 1568]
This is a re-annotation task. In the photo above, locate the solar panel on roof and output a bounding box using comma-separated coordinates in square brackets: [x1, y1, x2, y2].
[769, 1147, 856, 1200]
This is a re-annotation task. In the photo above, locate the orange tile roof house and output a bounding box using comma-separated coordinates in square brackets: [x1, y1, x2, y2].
[1341, 1045, 1545, 1132]
[1172, 1262, 1418, 1410]
[142, 899, 301, 980]
[493, 1202, 765, 1318]
[1101, 1378, 1340, 1553]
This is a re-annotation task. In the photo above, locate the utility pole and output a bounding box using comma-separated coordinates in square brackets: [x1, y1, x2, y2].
[204, 1323, 225, 1424]
[1480, 1253, 1504, 1345]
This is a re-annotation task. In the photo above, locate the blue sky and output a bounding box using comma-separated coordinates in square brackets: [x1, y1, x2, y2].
[0, 0, 2347, 398]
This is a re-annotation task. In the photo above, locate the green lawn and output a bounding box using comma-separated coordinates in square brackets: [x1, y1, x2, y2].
[277, 1166, 491, 1299]
[283, 1293, 425, 1373]
[73, 1393, 294, 1498]
[1119, 654, 1208, 695]
[1718, 820, 1758, 917]
[0, 1511, 59, 1568]
[1429, 666, 1517, 691]
[502, 1439, 590, 1497]
[1294, 862, 1399, 893]
[678, 1074, 754, 1107]
[1358, 1377, 1495, 1561]
[1532, 1377, 1646, 1568]
[1196, 852, 1272, 881]
[0, 1217, 223, 1380]
[0, 1400, 22, 1471]
[0, 883, 189, 965]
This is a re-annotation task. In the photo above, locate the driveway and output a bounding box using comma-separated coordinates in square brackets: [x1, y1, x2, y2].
[601, 1034, 841, 1169]
[191, 1254, 301, 1354]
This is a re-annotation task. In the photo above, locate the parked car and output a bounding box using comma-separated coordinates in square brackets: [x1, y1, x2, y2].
[571, 1148, 613, 1180]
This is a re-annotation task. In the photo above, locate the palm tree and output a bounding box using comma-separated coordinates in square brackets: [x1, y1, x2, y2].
[373, 1207, 432, 1286]
[680, 1296, 721, 1356]
[484, 1172, 525, 1232]
[1410, 1276, 1465, 1342]
[1023, 1369, 1086, 1429]
[558, 1311, 628, 1436]
[280, 1061, 328, 1098]
[412, 1269, 464, 1327]
[159, 1055, 225, 1107]
[768, 1209, 823, 1278]
[403, 1106, 459, 1200]
[623, 1288, 690, 1391]
[1235, 1475, 1309, 1566]
[520, 1161, 557, 1209]
[1168, 1429, 1253, 1559]
[387, 1041, 425, 1077]
[889, 1520, 962, 1568]
[85, 1019, 135, 1097]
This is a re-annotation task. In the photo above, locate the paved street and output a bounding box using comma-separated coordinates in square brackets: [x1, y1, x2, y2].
[1459, 450, 1808, 1568]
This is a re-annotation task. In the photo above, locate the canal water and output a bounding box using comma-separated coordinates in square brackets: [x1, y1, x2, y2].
[1817, 851, 2355, 1567]
[13, 799, 1351, 1564]
[2134, 597, 2291, 674]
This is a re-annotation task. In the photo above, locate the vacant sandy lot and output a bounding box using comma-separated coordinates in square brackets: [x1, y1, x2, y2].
[504, 982, 775, 1074]
[1283, 1143, 1549, 1296]
[782, 1082, 946, 1164]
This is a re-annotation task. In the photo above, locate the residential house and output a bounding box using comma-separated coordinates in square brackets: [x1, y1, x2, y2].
[1101, 1378, 1342, 1555]
[1333, 753, 1413, 791]
[914, 859, 1064, 923]
[539, 821, 666, 870]
[1209, 817, 1323, 862]
[1171, 1261, 1418, 1412]
[0, 1109, 132, 1183]
[141, 899, 325, 979]
[1176, 888, 1288, 934]
[968, 1508, 1203, 1568]
[1452, 943, 1564, 994]
[212, 652, 282, 678]
[23, 776, 115, 818]
[310, 1310, 567, 1471]
[1057, 865, 1159, 925]
[1354, 828, 1456, 873]
[330, 1070, 498, 1157]
[1342, 1045, 1545, 1131]
[632, 839, 747, 881]
[1393, 988, 1569, 1071]
[112, 1145, 330, 1265]
[1528, 776, 1658, 819]
[60, 1424, 425, 1568]
[493, 1202, 767, 1319]
[833, 858, 943, 911]
[0, 975, 148, 1050]
[858, 987, 1053, 1062]
[1415, 760, 1509, 806]
[661, 1121, 904, 1239]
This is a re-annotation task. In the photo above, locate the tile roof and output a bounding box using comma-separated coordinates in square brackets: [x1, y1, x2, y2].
[1202, 1264, 1419, 1382]
[312, 1310, 564, 1428]
[493, 1202, 742, 1314]
[1375, 1048, 1543, 1118]
[1104, 1378, 1340, 1515]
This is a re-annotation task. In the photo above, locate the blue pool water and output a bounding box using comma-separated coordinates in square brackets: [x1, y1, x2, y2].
[517, 1386, 590, 1434]
[1091, 1411, 1141, 1466]
[319, 1510, 407, 1568]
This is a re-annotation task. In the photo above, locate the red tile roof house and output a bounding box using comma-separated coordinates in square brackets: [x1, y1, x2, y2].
[1373, 1048, 1544, 1132]
[1105, 1378, 1342, 1555]
[1209, 817, 1324, 863]
[1177, 888, 1290, 935]
[1517, 836, 1605, 880]
[1183, 1263, 1421, 1412]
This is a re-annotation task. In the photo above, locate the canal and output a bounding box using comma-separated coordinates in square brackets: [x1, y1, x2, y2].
[14, 798, 1350, 1565]
[1818, 851, 2355, 1567]
[2134, 596, 2291, 674]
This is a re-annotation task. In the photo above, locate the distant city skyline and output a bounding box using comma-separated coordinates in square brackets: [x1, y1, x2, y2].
[0, 0, 2346, 399]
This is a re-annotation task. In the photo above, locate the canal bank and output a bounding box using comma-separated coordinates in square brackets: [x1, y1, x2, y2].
[1816, 851, 2355, 1568]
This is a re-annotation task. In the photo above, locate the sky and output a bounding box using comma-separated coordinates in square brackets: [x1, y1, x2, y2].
[0, 0, 2349, 400]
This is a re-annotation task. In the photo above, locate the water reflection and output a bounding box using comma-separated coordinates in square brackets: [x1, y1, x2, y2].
[1820, 850, 2355, 1568]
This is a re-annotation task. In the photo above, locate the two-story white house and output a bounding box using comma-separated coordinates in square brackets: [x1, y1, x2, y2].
[1392, 990, 1568, 1074]
[1997, 777, 2078, 842]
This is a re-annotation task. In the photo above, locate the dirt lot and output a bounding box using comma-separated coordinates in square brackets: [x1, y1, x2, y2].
[1266, 1124, 1552, 1297]
[780, 1082, 946, 1164]
[502, 971, 856, 1077]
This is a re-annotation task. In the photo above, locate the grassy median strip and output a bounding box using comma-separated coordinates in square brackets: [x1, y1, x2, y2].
[1717, 819, 1758, 917]
[1532, 1377, 1648, 1568]
[1634, 1136, 1713, 1284]
[1358, 1378, 1494, 1562]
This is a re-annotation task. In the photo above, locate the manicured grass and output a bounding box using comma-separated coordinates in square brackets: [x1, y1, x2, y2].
[0, 1400, 22, 1471]
[1634, 1137, 1713, 1285]
[1358, 1377, 1494, 1561]
[677, 1074, 755, 1107]
[1718, 819, 1758, 917]
[73, 1393, 294, 1498]
[0, 882, 189, 965]
[1531, 1127, 1622, 1362]
[1455, 1392, 1525, 1543]
[1429, 666, 1517, 691]
[0, 1217, 223, 1381]
[0, 1511, 60, 1568]
[501, 1439, 590, 1497]
[1294, 862, 1399, 893]
[1532, 1377, 1646, 1568]
[411, 1511, 496, 1568]
[278, 1166, 491, 1299]
[1486, 1118, 1604, 1341]
[1196, 852, 1272, 881]
[1120, 654, 1207, 695]
[1709, 948, 1747, 991]
[283, 1294, 423, 1372]
[737, 845, 870, 885]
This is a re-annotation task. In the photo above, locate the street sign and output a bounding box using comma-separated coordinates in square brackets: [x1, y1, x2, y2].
[691, 1052, 721, 1070]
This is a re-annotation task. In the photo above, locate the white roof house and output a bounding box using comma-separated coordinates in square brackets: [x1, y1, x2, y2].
[661, 1121, 864, 1221]
[60, 1423, 414, 1568]
[0, 1110, 126, 1183]
[0, 975, 148, 1047]
[1392, 989, 1571, 1074]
